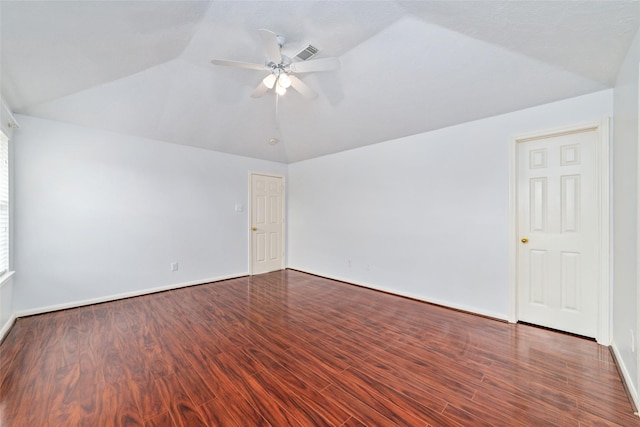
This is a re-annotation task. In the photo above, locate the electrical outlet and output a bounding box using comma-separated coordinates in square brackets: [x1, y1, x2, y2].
[171, 262, 179, 272]
[631, 329, 636, 353]
[347, 260, 352, 268]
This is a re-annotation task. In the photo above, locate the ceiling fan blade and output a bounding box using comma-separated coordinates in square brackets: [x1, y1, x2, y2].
[289, 75, 317, 99]
[211, 59, 265, 71]
[250, 81, 270, 98]
[257, 29, 282, 64]
[290, 57, 340, 73]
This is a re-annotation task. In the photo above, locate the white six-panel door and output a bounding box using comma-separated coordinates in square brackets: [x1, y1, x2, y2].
[250, 173, 284, 275]
[516, 128, 600, 338]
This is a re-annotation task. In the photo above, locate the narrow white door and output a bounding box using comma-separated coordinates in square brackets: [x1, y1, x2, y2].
[250, 173, 284, 275]
[517, 128, 599, 338]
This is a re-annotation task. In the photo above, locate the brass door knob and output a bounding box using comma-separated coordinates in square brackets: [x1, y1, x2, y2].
[521, 238, 529, 244]
[252, 227, 257, 231]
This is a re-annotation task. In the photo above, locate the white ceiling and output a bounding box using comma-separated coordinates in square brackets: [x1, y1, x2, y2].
[1, 1, 638, 163]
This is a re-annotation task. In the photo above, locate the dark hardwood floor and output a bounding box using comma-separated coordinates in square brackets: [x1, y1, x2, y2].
[0, 269, 638, 426]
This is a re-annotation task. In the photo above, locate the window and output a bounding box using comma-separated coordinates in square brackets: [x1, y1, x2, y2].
[0, 131, 8, 276]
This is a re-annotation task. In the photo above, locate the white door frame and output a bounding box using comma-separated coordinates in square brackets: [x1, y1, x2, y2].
[248, 171, 286, 275]
[508, 118, 610, 345]
[637, 101, 640, 409]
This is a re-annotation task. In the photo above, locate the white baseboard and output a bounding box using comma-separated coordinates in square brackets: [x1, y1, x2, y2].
[610, 340, 640, 412]
[288, 267, 508, 322]
[15, 273, 248, 318]
[0, 313, 16, 342]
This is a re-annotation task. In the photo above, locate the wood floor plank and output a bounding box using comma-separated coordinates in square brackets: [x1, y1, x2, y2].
[343, 366, 456, 426]
[341, 416, 368, 427]
[483, 373, 579, 412]
[174, 362, 218, 407]
[241, 345, 350, 423]
[209, 352, 306, 426]
[442, 401, 518, 427]
[327, 365, 430, 426]
[155, 373, 209, 427]
[0, 270, 637, 426]
[320, 384, 400, 427]
[101, 381, 145, 427]
[144, 411, 176, 427]
[349, 352, 455, 414]
[251, 369, 339, 426]
[45, 363, 82, 426]
[197, 398, 243, 427]
[130, 372, 168, 422]
[273, 339, 350, 382]
[199, 393, 269, 427]
[471, 377, 579, 426]
[371, 342, 479, 400]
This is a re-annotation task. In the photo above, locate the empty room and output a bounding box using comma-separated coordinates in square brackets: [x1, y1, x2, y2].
[1, 1, 640, 425]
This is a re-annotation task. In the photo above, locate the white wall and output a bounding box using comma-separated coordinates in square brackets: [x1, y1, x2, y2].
[288, 90, 613, 319]
[13, 115, 287, 313]
[612, 29, 640, 406]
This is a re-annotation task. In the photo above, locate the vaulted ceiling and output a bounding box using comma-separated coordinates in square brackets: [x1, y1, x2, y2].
[1, 1, 638, 163]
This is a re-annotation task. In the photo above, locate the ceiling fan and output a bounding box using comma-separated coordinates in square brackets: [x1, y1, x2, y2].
[210, 29, 340, 99]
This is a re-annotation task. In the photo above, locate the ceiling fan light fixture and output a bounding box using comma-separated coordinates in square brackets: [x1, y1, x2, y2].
[275, 84, 287, 96]
[263, 74, 277, 89]
[277, 73, 291, 89]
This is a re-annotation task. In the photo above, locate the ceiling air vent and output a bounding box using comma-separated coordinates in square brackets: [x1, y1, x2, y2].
[294, 44, 319, 61]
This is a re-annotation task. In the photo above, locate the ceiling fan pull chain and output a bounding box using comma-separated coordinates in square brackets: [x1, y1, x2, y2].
[275, 93, 281, 133]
